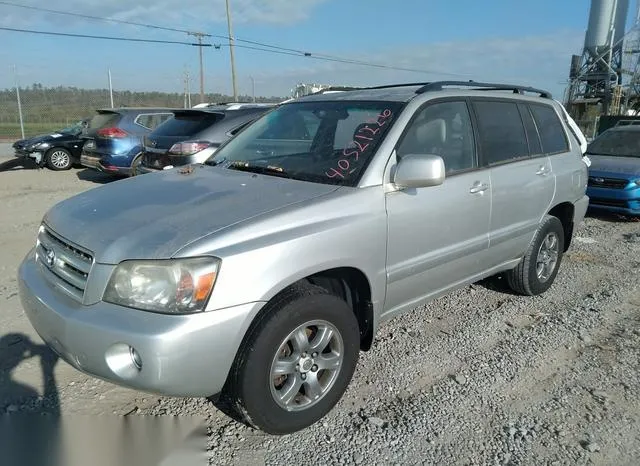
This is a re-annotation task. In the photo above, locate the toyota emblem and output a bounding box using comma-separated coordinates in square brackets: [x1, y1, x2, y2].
[45, 248, 55, 267]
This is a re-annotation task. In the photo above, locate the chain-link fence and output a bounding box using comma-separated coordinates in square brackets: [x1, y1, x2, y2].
[0, 67, 284, 142]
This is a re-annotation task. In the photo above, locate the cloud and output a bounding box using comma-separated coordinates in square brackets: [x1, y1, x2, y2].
[242, 30, 584, 99]
[0, 0, 329, 27]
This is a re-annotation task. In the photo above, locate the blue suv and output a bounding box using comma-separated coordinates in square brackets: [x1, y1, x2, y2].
[80, 108, 175, 176]
[585, 125, 640, 217]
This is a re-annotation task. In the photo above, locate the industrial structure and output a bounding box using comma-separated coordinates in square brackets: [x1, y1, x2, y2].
[565, 0, 640, 135]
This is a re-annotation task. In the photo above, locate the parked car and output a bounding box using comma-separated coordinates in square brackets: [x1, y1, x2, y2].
[12, 118, 90, 170]
[137, 104, 275, 174]
[18, 81, 588, 435]
[584, 125, 640, 216]
[79, 108, 175, 176]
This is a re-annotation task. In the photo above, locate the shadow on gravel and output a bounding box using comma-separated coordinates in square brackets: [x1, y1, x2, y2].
[475, 273, 521, 296]
[0, 158, 40, 172]
[586, 209, 640, 223]
[76, 168, 118, 185]
[0, 332, 60, 415]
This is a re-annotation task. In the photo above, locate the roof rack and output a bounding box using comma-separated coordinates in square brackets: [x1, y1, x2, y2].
[365, 82, 432, 90]
[415, 81, 552, 98]
[309, 86, 363, 95]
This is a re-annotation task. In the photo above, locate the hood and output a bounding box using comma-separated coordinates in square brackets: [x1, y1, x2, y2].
[588, 154, 640, 178]
[42, 165, 339, 264]
[16, 133, 74, 147]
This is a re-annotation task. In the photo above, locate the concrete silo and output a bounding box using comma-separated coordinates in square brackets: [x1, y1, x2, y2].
[566, 0, 631, 118]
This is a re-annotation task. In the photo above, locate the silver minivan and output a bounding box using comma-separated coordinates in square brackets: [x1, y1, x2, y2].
[18, 81, 589, 434]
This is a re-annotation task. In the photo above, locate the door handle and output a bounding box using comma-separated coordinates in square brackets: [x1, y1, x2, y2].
[536, 165, 550, 176]
[469, 182, 489, 194]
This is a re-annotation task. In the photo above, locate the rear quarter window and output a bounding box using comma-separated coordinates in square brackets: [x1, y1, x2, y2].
[529, 104, 569, 154]
[136, 113, 174, 130]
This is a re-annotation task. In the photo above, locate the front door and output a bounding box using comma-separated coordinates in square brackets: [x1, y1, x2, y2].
[383, 100, 492, 318]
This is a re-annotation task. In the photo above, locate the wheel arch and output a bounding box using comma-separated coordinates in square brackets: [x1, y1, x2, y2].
[547, 202, 575, 252]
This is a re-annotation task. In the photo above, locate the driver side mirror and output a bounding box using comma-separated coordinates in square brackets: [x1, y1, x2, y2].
[393, 153, 445, 189]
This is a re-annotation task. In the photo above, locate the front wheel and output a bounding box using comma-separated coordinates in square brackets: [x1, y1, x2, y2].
[222, 282, 360, 434]
[45, 148, 72, 171]
[506, 215, 565, 296]
[130, 153, 143, 176]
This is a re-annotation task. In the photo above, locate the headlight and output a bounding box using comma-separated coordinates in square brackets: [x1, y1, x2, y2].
[103, 257, 220, 314]
[33, 142, 51, 150]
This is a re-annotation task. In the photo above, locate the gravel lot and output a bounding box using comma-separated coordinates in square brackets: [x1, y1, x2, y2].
[1, 156, 639, 465]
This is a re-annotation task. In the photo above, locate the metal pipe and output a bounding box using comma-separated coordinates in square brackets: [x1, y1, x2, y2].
[14, 65, 24, 139]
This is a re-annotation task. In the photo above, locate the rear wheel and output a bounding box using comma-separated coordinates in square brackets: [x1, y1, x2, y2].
[221, 282, 360, 434]
[130, 153, 143, 176]
[45, 148, 72, 171]
[506, 215, 564, 296]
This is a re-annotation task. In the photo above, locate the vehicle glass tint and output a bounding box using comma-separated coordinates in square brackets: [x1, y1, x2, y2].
[529, 104, 568, 154]
[87, 112, 120, 130]
[136, 113, 173, 130]
[518, 104, 543, 156]
[152, 113, 225, 137]
[586, 130, 640, 157]
[397, 101, 476, 174]
[473, 100, 528, 165]
[207, 101, 402, 186]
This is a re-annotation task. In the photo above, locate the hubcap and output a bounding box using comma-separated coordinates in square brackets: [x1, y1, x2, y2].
[269, 320, 344, 412]
[536, 232, 559, 282]
[50, 150, 69, 168]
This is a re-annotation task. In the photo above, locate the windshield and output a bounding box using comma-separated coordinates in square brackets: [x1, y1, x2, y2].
[57, 120, 85, 135]
[586, 130, 640, 157]
[206, 100, 403, 186]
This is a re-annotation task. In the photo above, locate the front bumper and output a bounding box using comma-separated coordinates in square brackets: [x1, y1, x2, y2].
[18, 248, 264, 397]
[586, 186, 640, 216]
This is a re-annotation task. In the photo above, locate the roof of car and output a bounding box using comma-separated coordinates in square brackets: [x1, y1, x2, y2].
[292, 81, 553, 104]
[607, 125, 640, 132]
[96, 107, 179, 113]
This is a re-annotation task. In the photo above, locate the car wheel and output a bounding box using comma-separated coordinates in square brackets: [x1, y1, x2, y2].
[130, 153, 143, 176]
[222, 281, 360, 435]
[45, 148, 72, 171]
[506, 215, 565, 296]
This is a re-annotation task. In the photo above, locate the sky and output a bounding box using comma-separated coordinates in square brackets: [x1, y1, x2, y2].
[0, 0, 637, 99]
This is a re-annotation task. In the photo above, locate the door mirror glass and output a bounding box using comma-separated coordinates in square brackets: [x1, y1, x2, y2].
[393, 153, 445, 188]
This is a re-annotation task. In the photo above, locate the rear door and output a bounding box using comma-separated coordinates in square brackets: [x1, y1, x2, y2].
[470, 98, 555, 263]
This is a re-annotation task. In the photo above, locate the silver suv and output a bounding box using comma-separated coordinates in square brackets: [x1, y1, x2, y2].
[18, 81, 589, 434]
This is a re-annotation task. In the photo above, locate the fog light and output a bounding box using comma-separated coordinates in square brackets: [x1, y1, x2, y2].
[130, 346, 142, 370]
[105, 343, 143, 379]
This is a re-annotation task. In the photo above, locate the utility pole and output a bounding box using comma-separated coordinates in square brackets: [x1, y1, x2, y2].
[188, 32, 209, 103]
[108, 68, 114, 108]
[13, 65, 24, 139]
[225, 0, 238, 100]
[250, 76, 255, 102]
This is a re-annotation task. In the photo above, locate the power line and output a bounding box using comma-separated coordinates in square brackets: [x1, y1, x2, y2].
[0, 26, 212, 46]
[0, 1, 210, 37]
[0, 0, 473, 77]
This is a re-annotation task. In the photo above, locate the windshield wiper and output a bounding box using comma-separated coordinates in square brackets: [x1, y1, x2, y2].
[224, 160, 291, 178]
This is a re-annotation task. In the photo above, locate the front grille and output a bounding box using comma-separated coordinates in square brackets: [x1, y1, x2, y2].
[590, 198, 628, 208]
[35, 224, 94, 302]
[588, 176, 629, 189]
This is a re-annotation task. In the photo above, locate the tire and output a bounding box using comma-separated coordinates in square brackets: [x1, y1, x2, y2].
[222, 282, 360, 435]
[506, 215, 565, 296]
[45, 148, 72, 171]
[130, 153, 143, 177]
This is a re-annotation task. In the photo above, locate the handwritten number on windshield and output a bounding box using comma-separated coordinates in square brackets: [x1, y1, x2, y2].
[326, 109, 393, 179]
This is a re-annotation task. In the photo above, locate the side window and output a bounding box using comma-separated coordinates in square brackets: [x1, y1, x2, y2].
[135, 114, 153, 129]
[529, 104, 569, 154]
[396, 101, 476, 174]
[518, 104, 543, 156]
[473, 100, 529, 165]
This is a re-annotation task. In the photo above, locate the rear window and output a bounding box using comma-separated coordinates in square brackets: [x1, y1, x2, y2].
[88, 112, 121, 129]
[152, 113, 225, 137]
[529, 104, 569, 154]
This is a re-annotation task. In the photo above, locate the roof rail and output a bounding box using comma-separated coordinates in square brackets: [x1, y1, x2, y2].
[415, 81, 552, 98]
[365, 82, 432, 90]
[309, 86, 363, 95]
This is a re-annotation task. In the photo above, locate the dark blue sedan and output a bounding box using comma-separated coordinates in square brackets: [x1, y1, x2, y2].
[585, 126, 640, 217]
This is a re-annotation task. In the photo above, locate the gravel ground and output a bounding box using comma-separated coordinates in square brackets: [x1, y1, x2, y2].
[1, 159, 639, 465]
